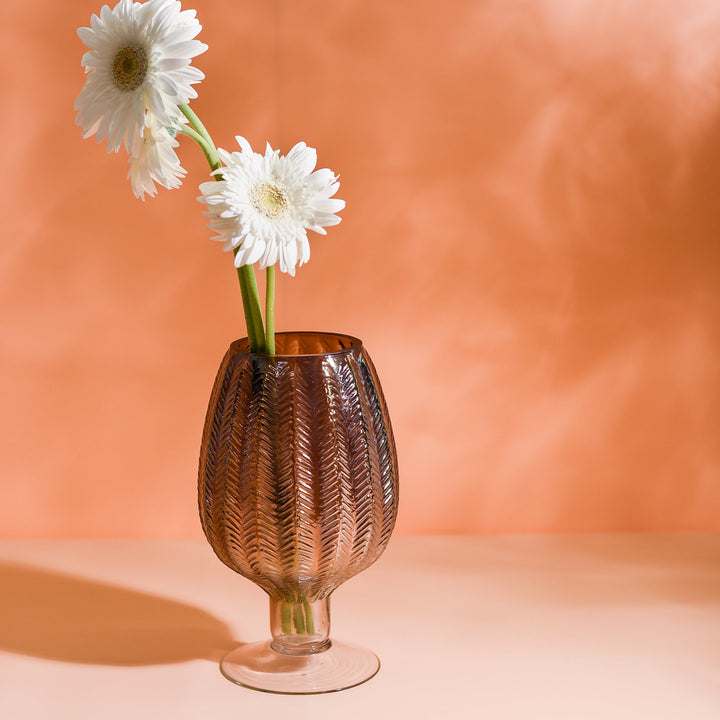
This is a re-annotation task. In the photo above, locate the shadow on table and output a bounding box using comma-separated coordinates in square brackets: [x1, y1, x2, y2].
[0, 561, 239, 665]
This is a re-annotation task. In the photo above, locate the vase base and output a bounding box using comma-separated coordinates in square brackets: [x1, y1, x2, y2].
[219, 639, 380, 694]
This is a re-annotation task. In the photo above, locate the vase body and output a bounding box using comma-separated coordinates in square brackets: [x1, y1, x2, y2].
[198, 331, 399, 692]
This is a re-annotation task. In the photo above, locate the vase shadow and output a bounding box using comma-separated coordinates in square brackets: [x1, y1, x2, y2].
[0, 561, 239, 666]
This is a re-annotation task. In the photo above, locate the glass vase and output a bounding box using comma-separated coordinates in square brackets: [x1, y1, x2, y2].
[198, 332, 399, 693]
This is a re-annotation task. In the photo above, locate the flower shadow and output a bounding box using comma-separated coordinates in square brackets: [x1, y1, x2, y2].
[0, 561, 238, 666]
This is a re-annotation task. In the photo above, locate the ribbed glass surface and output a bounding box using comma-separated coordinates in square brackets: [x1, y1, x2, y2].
[198, 332, 399, 604]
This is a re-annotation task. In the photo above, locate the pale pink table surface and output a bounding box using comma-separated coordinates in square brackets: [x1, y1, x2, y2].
[0, 534, 718, 719]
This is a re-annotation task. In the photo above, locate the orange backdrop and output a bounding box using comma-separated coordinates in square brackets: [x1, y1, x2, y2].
[1, 0, 718, 537]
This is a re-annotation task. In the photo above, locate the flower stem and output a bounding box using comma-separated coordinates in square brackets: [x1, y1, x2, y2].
[302, 599, 315, 634]
[237, 261, 265, 353]
[265, 265, 275, 355]
[280, 601, 293, 635]
[177, 103, 265, 352]
[177, 125, 217, 173]
[178, 104, 220, 171]
[292, 602, 307, 634]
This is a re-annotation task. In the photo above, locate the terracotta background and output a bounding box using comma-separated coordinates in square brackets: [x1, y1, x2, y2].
[1, 0, 718, 537]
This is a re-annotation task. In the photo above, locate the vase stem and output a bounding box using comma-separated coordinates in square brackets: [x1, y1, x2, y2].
[270, 596, 331, 655]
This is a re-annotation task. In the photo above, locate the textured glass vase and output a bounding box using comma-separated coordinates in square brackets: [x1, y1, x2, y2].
[198, 332, 399, 693]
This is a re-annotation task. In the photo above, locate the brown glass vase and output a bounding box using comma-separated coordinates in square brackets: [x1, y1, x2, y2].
[198, 332, 399, 693]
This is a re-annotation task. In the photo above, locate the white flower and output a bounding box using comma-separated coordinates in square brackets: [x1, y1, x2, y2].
[127, 115, 186, 199]
[198, 137, 345, 276]
[74, 0, 206, 156]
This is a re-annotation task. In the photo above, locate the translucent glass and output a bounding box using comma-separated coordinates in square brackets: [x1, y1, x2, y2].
[198, 332, 399, 693]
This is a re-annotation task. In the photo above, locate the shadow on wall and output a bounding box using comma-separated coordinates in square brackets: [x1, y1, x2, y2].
[0, 562, 237, 665]
[395, 0, 720, 531]
[2, 0, 719, 536]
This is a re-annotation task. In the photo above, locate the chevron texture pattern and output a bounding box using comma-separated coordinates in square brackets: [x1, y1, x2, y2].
[198, 332, 399, 603]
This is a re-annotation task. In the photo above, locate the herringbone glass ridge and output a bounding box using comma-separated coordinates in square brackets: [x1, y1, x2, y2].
[198, 332, 399, 603]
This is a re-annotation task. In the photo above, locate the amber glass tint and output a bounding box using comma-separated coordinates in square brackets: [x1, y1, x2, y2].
[197, 332, 398, 691]
[199, 331, 398, 600]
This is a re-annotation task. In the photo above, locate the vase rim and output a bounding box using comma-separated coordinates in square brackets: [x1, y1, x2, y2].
[230, 331, 363, 358]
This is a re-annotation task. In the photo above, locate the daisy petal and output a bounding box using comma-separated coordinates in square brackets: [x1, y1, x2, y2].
[75, 0, 206, 196]
[198, 137, 344, 275]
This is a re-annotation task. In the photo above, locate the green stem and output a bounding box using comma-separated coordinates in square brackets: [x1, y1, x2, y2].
[236, 261, 265, 353]
[265, 265, 275, 355]
[292, 602, 307, 635]
[280, 602, 292, 635]
[176, 125, 217, 173]
[302, 599, 315, 634]
[177, 103, 265, 351]
[178, 103, 220, 171]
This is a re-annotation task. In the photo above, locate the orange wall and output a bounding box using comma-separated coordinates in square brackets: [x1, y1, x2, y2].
[1, 0, 718, 537]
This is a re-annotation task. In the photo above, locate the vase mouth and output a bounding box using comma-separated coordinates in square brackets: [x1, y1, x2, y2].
[231, 331, 363, 358]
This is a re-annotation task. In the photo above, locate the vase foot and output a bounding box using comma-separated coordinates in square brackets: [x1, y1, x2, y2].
[219, 639, 380, 694]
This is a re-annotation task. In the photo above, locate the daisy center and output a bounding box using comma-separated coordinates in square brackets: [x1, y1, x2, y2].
[252, 183, 288, 218]
[111, 43, 149, 92]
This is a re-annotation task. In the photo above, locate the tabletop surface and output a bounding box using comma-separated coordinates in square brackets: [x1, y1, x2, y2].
[0, 534, 718, 719]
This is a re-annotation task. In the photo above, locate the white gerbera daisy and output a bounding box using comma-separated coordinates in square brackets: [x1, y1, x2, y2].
[198, 137, 345, 276]
[75, 0, 207, 155]
[128, 115, 186, 199]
